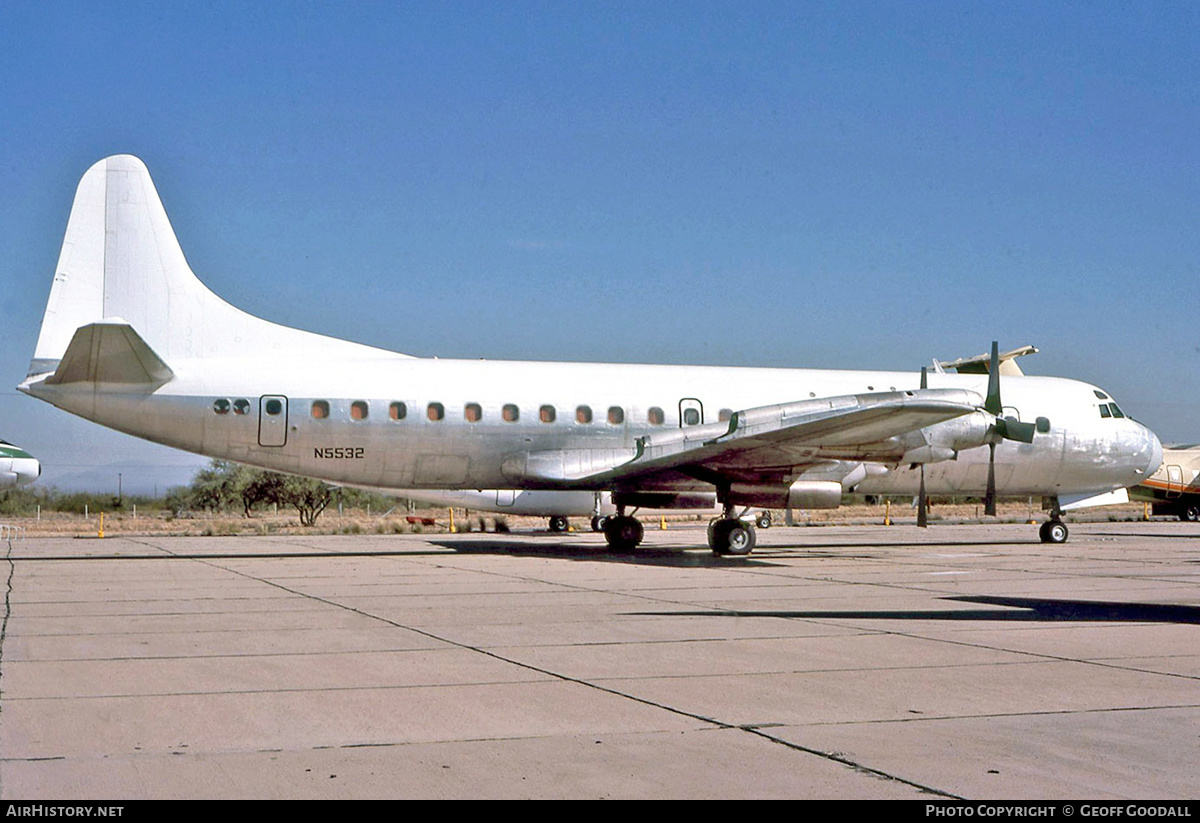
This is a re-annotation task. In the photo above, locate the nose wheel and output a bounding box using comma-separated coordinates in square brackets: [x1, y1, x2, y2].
[1039, 519, 1069, 544]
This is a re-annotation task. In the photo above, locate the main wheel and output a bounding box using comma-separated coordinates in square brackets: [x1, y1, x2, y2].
[709, 518, 756, 556]
[1181, 505, 1200, 523]
[590, 515, 608, 532]
[603, 515, 644, 552]
[549, 516, 569, 532]
[756, 511, 772, 529]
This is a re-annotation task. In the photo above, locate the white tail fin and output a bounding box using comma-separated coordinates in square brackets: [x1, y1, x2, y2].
[29, 155, 397, 379]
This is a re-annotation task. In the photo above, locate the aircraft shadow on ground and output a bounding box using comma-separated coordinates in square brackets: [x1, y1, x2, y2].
[639, 595, 1200, 625]
[429, 538, 784, 568]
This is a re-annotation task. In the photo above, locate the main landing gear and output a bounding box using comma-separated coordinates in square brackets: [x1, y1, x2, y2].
[602, 514, 644, 552]
[708, 516, 756, 555]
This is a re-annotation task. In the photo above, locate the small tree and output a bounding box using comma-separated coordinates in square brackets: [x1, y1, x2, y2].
[276, 474, 332, 526]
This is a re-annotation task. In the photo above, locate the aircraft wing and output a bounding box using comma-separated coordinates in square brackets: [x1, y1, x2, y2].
[504, 388, 984, 487]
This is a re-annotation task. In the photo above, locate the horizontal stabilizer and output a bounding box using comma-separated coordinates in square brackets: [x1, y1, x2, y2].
[44, 321, 174, 386]
[935, 344, 1038, 376]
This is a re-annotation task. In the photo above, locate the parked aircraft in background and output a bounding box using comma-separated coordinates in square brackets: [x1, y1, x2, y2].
[0, 440, 41, 489]
[1129, 445, 1200, 521]
[19, 156, 1162, 553]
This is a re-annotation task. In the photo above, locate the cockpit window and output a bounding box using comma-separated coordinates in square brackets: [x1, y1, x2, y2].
[1099, 404, 1112, 418]
[1094, 390, 1109, 400]
[1109, 403, 1125, 418]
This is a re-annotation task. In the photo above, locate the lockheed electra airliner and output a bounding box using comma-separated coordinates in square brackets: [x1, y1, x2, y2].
[19, 156, 1162, 553]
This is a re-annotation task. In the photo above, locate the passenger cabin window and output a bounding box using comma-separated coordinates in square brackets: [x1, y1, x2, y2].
[608, 406, 624, 425]
[233, 399, 250, 415]
[312, 400, 330, 419]
[350, 401, 369, 420]
[465, 403, 482, 422]
[648, 407, 665, 425]
[389, 402, 407, 420]
[539, 405, 556, 423]
[502, 404, 520, 422]
[265, 398, 283, 416]
[718, 408, 733, 422]
[213, 399, 230, 415]
[576, 405, 593, 424]
[683, 407, 700, 426]
[427, 402, 444, 421]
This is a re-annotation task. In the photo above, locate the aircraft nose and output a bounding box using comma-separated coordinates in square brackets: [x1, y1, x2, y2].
[1141, 424, 1163, 478]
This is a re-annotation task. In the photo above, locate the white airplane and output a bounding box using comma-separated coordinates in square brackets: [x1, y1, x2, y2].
[1128, 445, 1200, 521]
[19, 155, 1162, 553]
[0, 440, 40, 489]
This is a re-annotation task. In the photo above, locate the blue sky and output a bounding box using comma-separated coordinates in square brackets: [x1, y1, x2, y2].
[2, 1, 1198, 493]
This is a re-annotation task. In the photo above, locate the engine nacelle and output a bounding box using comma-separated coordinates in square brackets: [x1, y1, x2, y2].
[612, 491, 718, 510]
[728, 480, 843, 510]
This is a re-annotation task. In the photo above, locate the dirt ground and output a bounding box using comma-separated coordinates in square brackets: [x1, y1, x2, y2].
[0, 500, 1158, 539]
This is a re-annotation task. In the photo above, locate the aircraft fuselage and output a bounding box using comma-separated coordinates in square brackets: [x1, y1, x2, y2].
[24, 353, 1158, 501]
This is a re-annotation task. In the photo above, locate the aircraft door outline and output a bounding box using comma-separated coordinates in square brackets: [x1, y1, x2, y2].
[258, 395, 289, 447]
[679, 398, 704, 428]
[1167, 465, 1183, 497]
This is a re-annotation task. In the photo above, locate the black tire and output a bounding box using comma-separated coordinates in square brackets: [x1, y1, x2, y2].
[709, 518, 756, 555]
[756, 511, 772, 529]
[603, 516, 643, 552]
[590, 515, 608, 532]
[1040, 520, 1068, 544]
[549, 516, 569, 532]
[1181, 505, 1200, 523]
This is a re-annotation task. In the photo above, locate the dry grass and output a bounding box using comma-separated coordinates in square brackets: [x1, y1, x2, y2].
[0, 500, 1155, 539]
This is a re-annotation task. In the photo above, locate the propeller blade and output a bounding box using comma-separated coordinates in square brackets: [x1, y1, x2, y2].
[984, 340, 1002, 416]
[985, 442, 997, 516]
[917, 465, 928, 528]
